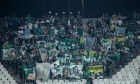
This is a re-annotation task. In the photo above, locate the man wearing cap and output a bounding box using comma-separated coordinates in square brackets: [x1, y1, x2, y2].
[69, 12, 74, 25]
[61, 12, 67, 22]
[47, 11, 52, 19]
[54, 13, 59, 26]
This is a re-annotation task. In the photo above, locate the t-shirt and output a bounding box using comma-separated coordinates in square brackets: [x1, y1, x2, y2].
[115, 52, 120, 59]
[80, 37, 85, 44]
[111, 25, 115, 31]
[86, 37, 91, 43]
[24, 28, 29, 34]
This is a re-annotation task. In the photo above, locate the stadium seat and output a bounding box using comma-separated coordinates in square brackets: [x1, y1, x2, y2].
[136, 56, 140, 59]
[137, 79, 140, 84]
[133, 74, 139, 79]
[132, 59, 138, 62]
[126, 72, 132, 74]
[123, 78, 130, 81]
[112, 75, 118, 78]
[53, 80, 59, 83]
[118, 78, 124, 81]
[48, 80, 53, 84]
[125, 65, 129, 69]
[0, 65, 3, 68]
[121, 69, 126, 72]
[3, 71, 8, 75]
[130, 79, 136, 84]
[98, 79, 103, 82]
[113, 78, 119, 81]
[125, 68, 130, 72]
[120, 81, 125, 84]
[117, 72, 122, 75]
[81, 79, 86, 83]
[93, 79, 98, 84]
[109, 81, 115, 84]
[122, 75, 128, 78]
[133, 62, 139, 65]
[2, 77, 7, 83]
[103, 79, 108, 82]
[116, 81, 121, 84]
[99, 82, 104, 84]
[132, 71, 138, 74]
[128, 62, 134, 65]
[58, 80, 64, 84]
[134, 65, 139, 69]
[121, 72, 127, 75]
[127, 75, 134, 79]
[117, 75, 122, 79]
[108, 79, 114, 81]
[126, 81, 131, 84]
[137, 61, 140, 65]
[36, 80, 42, 84]
[104, 81, 109, 84]
[129, 65, 135, 69]
[1, 68, 6, 71]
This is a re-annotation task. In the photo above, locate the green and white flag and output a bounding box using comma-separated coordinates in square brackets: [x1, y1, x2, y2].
[50, 61, 60, 77]
[127, 32, 134, 38]
[2, 49, 9, 60]
[2, 48, 15, 60]
[82, 56, 91, 63]
[49, 49, 59, 58]
[47, 42, 56, 48]
[102, 40, 111, 51]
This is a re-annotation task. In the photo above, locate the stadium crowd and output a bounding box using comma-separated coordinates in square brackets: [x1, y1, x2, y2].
[0, 11, 140, 84]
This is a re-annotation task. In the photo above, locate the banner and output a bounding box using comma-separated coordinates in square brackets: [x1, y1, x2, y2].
[37, 41, 47, 48]
[118, 38, 125, 42]
[2, 49, 10, 60]
[22, 67, 35, 80]
[39, 49, 48, 62]
[17, 34, 34, 39]
[102, 38, 125, 48]
[103, 38, 125, 42]
[50, 61, 60, 77]
[69, 65, 83, 79]
[36, 62, 50, 80]
[88, 65, 103, 79]
[60, 39, 78, 45]
[2, 47, 15, 60]
[88, 65, 103, 74]
[115, 27, 126, 35]
[37, 41, 48, 61]
[82, 56, 91, 62]
[60, 66, 70, 78]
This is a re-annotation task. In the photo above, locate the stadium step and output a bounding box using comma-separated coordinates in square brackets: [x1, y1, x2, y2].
[1, 61, 24, 84]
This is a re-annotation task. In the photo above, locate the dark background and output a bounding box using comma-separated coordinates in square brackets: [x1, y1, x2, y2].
[0, 0, 140, 18]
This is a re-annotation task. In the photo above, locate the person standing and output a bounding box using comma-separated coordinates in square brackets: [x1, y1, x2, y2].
[134, 36, 140, 54]
[80, 36, 85, 50]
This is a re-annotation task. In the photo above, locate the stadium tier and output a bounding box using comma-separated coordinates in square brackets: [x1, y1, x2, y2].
[0, 12, 140, 84]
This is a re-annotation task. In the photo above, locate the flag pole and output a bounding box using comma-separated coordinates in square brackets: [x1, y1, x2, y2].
[69, 0, 71, 13]
[82, 0, 84, 18]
